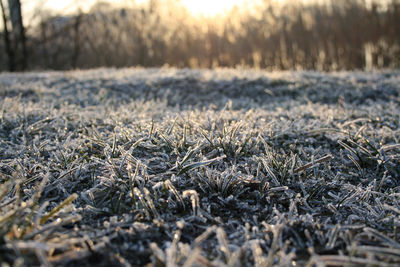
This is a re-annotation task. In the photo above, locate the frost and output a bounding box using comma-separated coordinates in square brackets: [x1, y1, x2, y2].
[0, 68, 399, 266]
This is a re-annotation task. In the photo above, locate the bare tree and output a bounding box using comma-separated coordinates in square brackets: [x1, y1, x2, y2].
[7, 0, 27, 70]
[2, 0, 398, 71]
[0, 0, 14, 71]
[72, 12, 82, 69]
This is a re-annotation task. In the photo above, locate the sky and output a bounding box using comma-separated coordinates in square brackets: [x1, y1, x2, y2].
[19, 0, 338, 24]
[22, 0, 261, 17]
[18, 0, 390, 22]
[3, 0, 310, 30]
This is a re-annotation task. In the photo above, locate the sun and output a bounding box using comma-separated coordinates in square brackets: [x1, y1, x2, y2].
[180, 0, 246, 17]
[135, 0, 252, 17]
[179, 0, 299, 17]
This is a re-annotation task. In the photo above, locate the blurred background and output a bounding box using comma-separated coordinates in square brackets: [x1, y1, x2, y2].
[0, 0, 399, 72]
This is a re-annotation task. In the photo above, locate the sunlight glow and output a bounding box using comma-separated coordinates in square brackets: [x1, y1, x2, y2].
[32, 0, 258, 17]
[133, 0, 258, 17]
[179, 0, 315, 16]
[48, 0, 92, 12]
[180, 0, 249, 17]
[24, 0, 316, 18]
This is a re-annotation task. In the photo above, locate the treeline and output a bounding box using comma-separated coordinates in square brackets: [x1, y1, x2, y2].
[1, 0, 400, 71]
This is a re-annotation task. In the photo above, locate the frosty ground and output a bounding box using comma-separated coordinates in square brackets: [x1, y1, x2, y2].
[0, 68, 399, 266]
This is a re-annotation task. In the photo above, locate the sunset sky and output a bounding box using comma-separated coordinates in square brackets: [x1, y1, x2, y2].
[23, 0, 261, 17]
[18, 0, 387, 21]
[5, 0, 325, 30]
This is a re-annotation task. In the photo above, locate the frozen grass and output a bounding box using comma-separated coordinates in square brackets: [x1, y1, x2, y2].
[0, 68, 399, 266]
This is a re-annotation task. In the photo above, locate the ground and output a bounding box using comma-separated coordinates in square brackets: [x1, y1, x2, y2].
[0, 68, 399, 266]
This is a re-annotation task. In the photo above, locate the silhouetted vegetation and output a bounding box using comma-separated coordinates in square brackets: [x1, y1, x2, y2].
[1, 0, 399, 71]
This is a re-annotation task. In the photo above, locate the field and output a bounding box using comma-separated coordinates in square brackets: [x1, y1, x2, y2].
[0, 68, 399, 266]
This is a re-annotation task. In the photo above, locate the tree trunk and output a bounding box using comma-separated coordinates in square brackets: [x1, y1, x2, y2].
[0, 0, 14, 71]
[72, 13, 82, 69]
[8, 0, 27, 70]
